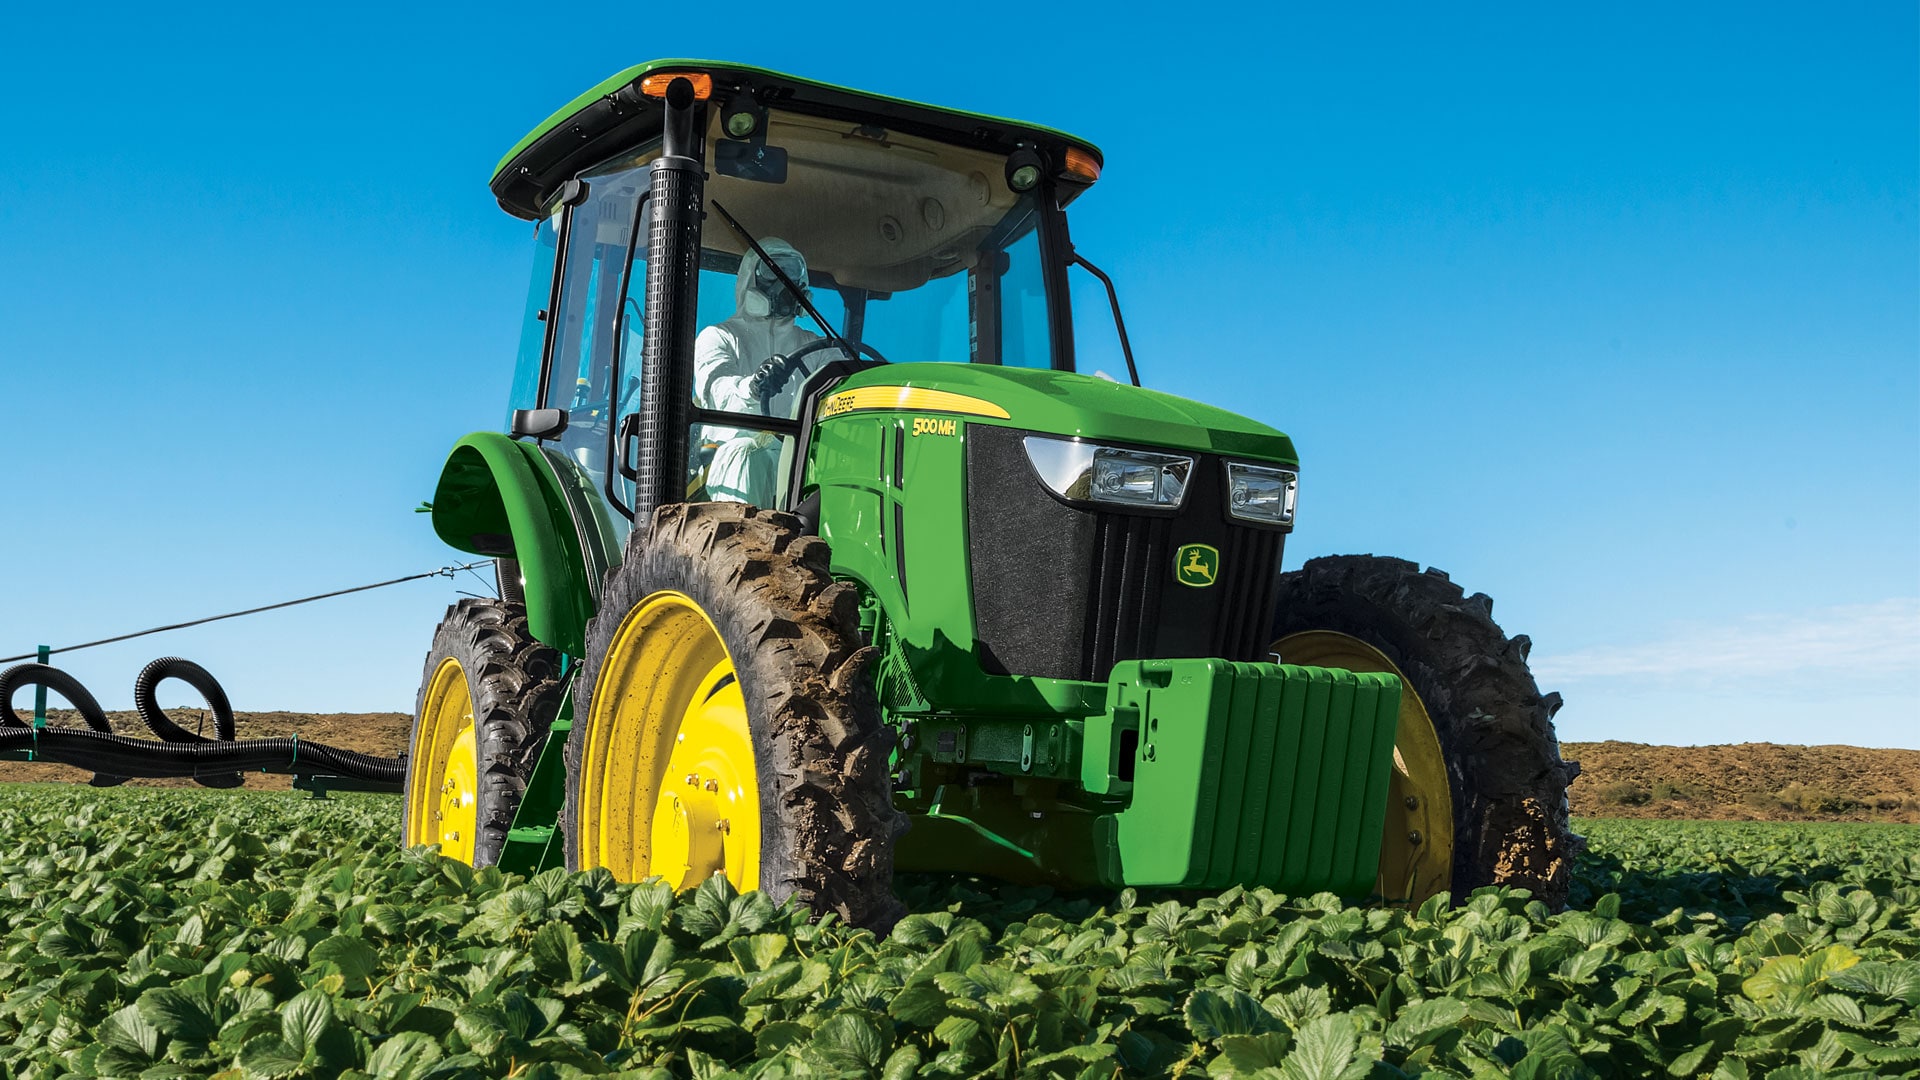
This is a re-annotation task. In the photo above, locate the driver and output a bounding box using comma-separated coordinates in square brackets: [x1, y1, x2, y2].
[693, 238, 822, 506]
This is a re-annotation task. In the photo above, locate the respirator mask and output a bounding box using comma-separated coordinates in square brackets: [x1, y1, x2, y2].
[744, 250, 808, 319]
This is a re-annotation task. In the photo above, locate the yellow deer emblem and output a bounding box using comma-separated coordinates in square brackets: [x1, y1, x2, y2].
[1175, 544, 1219, 588]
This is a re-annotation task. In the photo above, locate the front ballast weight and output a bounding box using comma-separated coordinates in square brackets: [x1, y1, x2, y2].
[898, 658, 1403, 893]
[0, 658, 404, 791]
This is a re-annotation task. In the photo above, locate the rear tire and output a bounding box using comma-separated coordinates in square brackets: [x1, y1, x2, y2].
[402, 599, 563, 867]
[1271, 555, 1578, 908]
[566, 502, 907, 931]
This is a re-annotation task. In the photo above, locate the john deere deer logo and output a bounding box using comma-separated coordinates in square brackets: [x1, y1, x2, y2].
[1175, 543, 1219, 587]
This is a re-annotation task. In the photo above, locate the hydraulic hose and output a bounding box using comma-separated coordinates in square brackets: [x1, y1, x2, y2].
[0, 663, 112, 731]
[0, 661, 404, 790]
[0, 726, 404, 784]
[0, 663, 129, 786]
[132, 657, 243, 787]
[133, 657, 236, 743]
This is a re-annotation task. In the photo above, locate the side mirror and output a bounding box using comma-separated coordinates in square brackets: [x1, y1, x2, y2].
[510, 408, 567, 439]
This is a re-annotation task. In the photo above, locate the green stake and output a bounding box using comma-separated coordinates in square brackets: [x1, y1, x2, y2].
[32, 646, 48, 731]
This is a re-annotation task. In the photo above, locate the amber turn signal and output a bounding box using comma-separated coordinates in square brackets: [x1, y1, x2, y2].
[1062, 147, 1102, 183]
[638, 72, 714, 100]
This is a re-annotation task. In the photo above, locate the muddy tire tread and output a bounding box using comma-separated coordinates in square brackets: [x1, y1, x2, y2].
[402, 598, 564, 867]
[567, 502, 907, 931]
[1272, 554, 1578, 907]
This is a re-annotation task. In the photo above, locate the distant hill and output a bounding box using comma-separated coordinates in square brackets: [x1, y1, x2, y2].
[4, 712, 1916, 823]
[1563, 740, 1920, 823]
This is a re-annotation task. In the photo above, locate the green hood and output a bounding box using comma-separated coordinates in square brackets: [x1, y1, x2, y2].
[832, 364, 1298, 466]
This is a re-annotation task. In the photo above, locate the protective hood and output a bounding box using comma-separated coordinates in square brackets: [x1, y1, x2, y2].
[735, 238, 809, 319]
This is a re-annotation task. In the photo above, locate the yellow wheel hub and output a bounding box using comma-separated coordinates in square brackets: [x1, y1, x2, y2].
[406, 656, 479, 864]
[577, 591, 759, 891]
[1273, 631, 1455, 903]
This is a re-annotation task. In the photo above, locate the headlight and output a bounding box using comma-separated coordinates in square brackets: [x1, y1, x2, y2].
[1023, 436, 1192, 510]
[1225, 462, 1297, 527]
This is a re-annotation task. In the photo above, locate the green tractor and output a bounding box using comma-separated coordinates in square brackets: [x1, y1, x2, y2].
[403, 60, 1577, 929]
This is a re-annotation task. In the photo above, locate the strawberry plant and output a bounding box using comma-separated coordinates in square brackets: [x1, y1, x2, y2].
[0, 788, 1914, 1078]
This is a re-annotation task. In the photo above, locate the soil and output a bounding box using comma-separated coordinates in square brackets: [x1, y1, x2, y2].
[4, 713, 1916, 825]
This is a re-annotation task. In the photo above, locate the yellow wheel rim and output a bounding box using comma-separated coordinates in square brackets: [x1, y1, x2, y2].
[406, 656, 479, 864]
[577, 591, 760, 891]
[1273, 631, 1454, 903]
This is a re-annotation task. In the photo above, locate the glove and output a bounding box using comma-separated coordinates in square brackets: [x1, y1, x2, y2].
[747, 353, 793, 398]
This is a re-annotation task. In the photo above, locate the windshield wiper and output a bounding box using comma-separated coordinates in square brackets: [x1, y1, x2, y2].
[708, 200, 850, 354]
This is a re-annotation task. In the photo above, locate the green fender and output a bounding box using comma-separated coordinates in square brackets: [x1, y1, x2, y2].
[429, 432, 622, 658]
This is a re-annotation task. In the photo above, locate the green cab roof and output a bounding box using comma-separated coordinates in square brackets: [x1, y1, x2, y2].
[490, 59, 1104, 220]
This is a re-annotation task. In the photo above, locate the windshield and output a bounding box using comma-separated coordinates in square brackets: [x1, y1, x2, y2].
[697, 108, 1053, 370]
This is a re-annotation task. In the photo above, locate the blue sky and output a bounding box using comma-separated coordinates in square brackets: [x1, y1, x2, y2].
[2, 4, 1914, 748]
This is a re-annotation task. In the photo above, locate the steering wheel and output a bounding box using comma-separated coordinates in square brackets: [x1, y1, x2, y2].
[761, 337, 891, 397]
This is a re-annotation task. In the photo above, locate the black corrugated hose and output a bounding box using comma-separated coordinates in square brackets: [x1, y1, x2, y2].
[0, 661, 403, 788]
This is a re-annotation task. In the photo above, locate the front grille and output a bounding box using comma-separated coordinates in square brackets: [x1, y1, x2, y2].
[1082, 514, 1171, 677]
[967, 426, 1287, 681]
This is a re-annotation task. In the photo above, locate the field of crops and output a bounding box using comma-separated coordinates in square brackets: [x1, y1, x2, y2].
[0, 788, 1914, 1079]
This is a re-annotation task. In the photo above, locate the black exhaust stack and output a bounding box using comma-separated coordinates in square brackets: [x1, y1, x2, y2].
[634, 76, 706, 521]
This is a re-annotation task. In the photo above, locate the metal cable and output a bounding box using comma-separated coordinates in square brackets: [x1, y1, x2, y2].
[1, 561, 489, 664]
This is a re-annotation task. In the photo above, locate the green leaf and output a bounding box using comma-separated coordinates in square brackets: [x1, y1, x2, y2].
[137, 987, 219, 1043]
[810, 1011, 888, 1068]
[237, 1034, 309, 1079]
[933, 1014, 981, 1048]
[99, 1003, 161, 1059]
[308, 936, 380, 984]
[881, 1045, 925, 1080]
[889, 984, 951, 1027]
[1228, 944, 1269, 991]
[1385, 998, 1468, 1050]
[365, 1031, 443, 1078]
[529, 921, 580, 981]
[1278, 1014, 1359, 1080]
[728, 932, 789, 973]
[1220, 1032, 1294, 1073]
[455, 1006, 509, 1056]
[1829, 961, 1920, 1006]
[362, 904, 407, 935]
[1185, 988, 1277, 1042]
[279, 989, 335, 1055]
[1668, 1042, 1717, 1077]
[755, 1020, 811, 1056]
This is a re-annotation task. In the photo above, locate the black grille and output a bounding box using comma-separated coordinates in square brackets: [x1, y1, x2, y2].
[966, 425, 1287, 681]
[1082, 514, 1170, 677]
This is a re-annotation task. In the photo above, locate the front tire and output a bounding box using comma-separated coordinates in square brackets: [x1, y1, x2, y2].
[566, 502, 906, 931]
[402, 599, 563, 867]
[1271, 555, 1578, 908]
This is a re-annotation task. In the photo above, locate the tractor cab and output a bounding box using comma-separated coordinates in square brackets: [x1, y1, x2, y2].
[492, 62, 1112, 527]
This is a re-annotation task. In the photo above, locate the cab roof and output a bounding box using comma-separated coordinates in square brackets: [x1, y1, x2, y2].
[490, 59, 1103, 220]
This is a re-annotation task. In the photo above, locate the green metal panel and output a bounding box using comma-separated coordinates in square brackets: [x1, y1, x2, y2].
[825, 363, 1298, 466]
[429, 432, 617, 657]
[814, 412, 1112, 718]
[493, 59, 1102, 192]
[1088, 659, 1401, 892]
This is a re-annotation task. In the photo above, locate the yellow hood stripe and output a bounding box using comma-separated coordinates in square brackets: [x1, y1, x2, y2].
[817, 385, 1011, 422]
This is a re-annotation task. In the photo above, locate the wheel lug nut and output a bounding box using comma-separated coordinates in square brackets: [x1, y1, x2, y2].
[717, 819, 730, 833]
[685, 773, 698, 786]
[704, 779, 719, 792]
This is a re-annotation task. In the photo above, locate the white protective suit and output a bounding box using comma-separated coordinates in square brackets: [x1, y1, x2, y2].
[693, 239, 823, 505]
